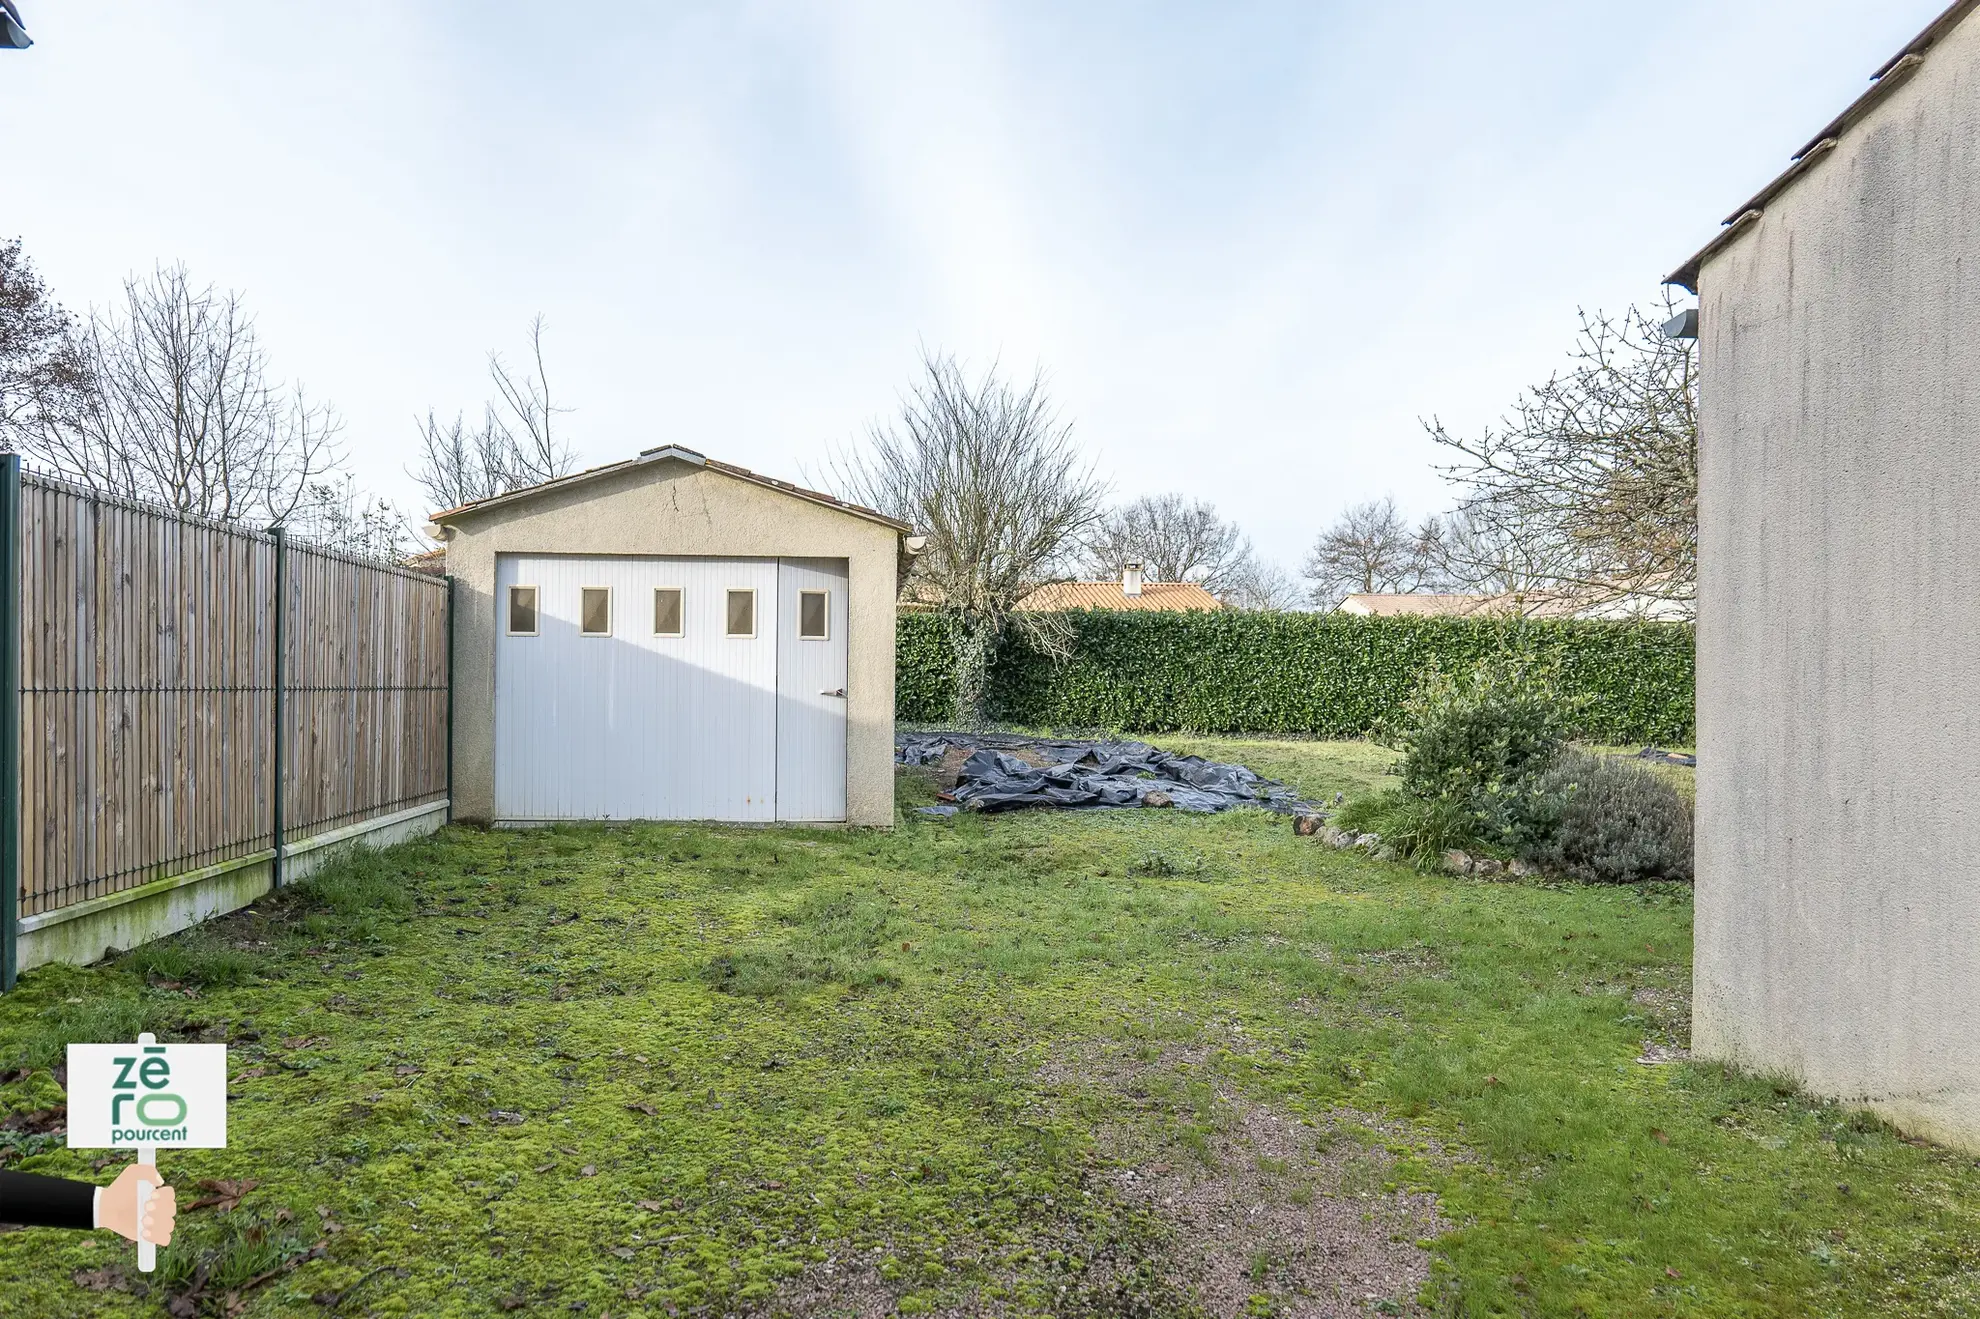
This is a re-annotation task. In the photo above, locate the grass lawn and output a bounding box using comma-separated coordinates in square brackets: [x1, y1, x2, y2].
[0, 740, 1975, 1317]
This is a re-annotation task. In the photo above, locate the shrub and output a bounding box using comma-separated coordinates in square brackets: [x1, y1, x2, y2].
[895, 610, 1694, 746]
[1385, 657, 1579, 843]
[1522, 752, 1693, 884]
[1335, 789, 1485, 867]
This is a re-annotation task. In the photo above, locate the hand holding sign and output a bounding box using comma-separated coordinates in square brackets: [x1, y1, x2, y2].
[68, 1032, 226, 1272]
[99, 1163, 177, 1246]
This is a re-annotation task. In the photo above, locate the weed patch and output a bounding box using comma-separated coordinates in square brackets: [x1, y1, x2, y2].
[8, 995, 174, 1071]
[705, 889, 906, 997]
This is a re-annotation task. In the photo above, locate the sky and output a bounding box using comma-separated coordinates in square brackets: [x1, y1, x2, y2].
[0, 0, 1951, 577]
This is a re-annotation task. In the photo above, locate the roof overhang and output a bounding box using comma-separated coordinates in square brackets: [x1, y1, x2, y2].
[428, 445, 911, 535]
[1666, 0, 1978, 293]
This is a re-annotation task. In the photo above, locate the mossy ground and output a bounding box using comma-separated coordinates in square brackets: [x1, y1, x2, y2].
[0, 741, 1972, 1317]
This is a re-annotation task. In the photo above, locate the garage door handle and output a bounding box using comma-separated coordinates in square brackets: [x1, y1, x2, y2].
[821, 687, 846, 697]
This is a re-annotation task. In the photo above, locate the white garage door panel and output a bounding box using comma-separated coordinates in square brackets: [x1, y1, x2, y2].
[776, 558, 849, 821]
[494, 555, 780, 821]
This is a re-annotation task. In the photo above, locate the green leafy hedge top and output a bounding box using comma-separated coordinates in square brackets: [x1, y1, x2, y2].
[896, 610, 1693, 745]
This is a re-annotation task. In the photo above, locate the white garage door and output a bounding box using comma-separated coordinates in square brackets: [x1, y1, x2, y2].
[493, 554, 849, 822]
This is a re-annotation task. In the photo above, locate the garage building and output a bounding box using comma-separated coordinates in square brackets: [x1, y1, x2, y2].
[432, 445, 909, 827]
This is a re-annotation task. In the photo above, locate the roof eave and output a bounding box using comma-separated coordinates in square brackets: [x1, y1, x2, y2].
[1665, 0, 1977, 293]
[429, 447, 910, 534]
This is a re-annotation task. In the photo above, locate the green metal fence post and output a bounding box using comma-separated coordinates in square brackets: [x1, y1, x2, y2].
[445, 574, 455, 823]
[1, 455, 21, 991]
[270, 526, 287, 888]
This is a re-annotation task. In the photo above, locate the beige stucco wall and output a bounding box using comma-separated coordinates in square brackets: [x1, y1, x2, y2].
[438, 455, 901, 827]
[1694, 12, 1980, 1150]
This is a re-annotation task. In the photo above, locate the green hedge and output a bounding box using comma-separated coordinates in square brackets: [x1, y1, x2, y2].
[895, 610, 1694, 745]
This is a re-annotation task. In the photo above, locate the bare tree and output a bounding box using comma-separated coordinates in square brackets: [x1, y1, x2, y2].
[1427, 298, 1697, 616]
[415, 314, 578, 510]
[414, 408, 512, 509]
[1078, 494, 1233, 584]
[1219, 556, 1303, 611]
[1422, 504, 1563, 607]
[831, 351, 1105, 725]
[1079, 493, 1301, 609]
[291, 471, 417, 561]
[0, 238, 92, 454]
[1301, 496, 1443, 608]
[27, 264, 343, 524]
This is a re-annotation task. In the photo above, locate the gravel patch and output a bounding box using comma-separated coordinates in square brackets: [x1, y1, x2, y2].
[1053, 1037, 1450, 1317]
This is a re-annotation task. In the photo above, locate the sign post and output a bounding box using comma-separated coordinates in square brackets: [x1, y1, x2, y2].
[67, 1032, 227, 1271]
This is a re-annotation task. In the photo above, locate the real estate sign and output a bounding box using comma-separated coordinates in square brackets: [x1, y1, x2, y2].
[67, 1032, 228, 1273]
[67, 1036, 228, 1150]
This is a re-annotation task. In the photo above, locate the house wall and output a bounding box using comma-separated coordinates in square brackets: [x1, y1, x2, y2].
[439, 455, 900, 827]
[1695, 10, 1980, 1150]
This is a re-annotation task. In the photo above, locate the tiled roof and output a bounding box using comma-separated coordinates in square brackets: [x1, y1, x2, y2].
[1019, 580, 1225, 612]
[1338, 590, 1685, 620]
[1337, 593, 1519, 617]
[403, 547, 447, 577]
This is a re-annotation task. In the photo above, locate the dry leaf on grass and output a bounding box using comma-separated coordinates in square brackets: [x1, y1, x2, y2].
[1, 1108, 66, 1135]
[187, 1178, 258, 1213]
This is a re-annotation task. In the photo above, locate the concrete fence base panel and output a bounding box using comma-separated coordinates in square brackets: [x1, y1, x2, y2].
[14, 801, 447, 974]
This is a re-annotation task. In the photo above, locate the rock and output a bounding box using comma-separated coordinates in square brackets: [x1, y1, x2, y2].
[1508, 858, 1538, 878]
[1442, 849, 1473, 874]
[1471, 857, 1504, 877]
[1292, 813, 1326, 836]
[1143, 790, 1175, 809]
[1321, 828, 1355, 848]
[1357, 832, 1383, 851]
[1373, 846, 1398, 862]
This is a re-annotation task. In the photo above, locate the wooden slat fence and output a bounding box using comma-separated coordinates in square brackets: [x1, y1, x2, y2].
[15, 471, 449, 920]
[283, 540, 449, 839]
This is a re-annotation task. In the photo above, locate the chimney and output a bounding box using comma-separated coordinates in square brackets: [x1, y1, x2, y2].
[1121, 561, 1144, 597]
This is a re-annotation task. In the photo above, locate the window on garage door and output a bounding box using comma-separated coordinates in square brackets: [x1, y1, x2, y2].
[508, 585, 538, 636]
[581, 587, 611, 636]
[798, 589, 829, 640]
[654, 587, 684, 636]
[726, 588, 756, 637]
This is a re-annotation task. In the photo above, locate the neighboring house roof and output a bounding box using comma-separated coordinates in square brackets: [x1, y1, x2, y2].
[428, 444, 912, 533]
[1668, 0, 1978, 292]
[1019, 580, 1225, 612]
[404, 547, 446, 577]
[1336, 593, 1514, 618]
[1335, 591, 1687, 621]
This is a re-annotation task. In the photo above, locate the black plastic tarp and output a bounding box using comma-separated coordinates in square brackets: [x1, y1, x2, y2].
[897, 732, 1318, 817]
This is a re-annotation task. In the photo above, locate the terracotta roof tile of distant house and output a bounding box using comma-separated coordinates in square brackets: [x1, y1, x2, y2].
[1336, 593, 1517, 617]
[1020, 579, 1224, 612]
[1337, 590, 1688, 620]
[404, 547, 447, 576]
